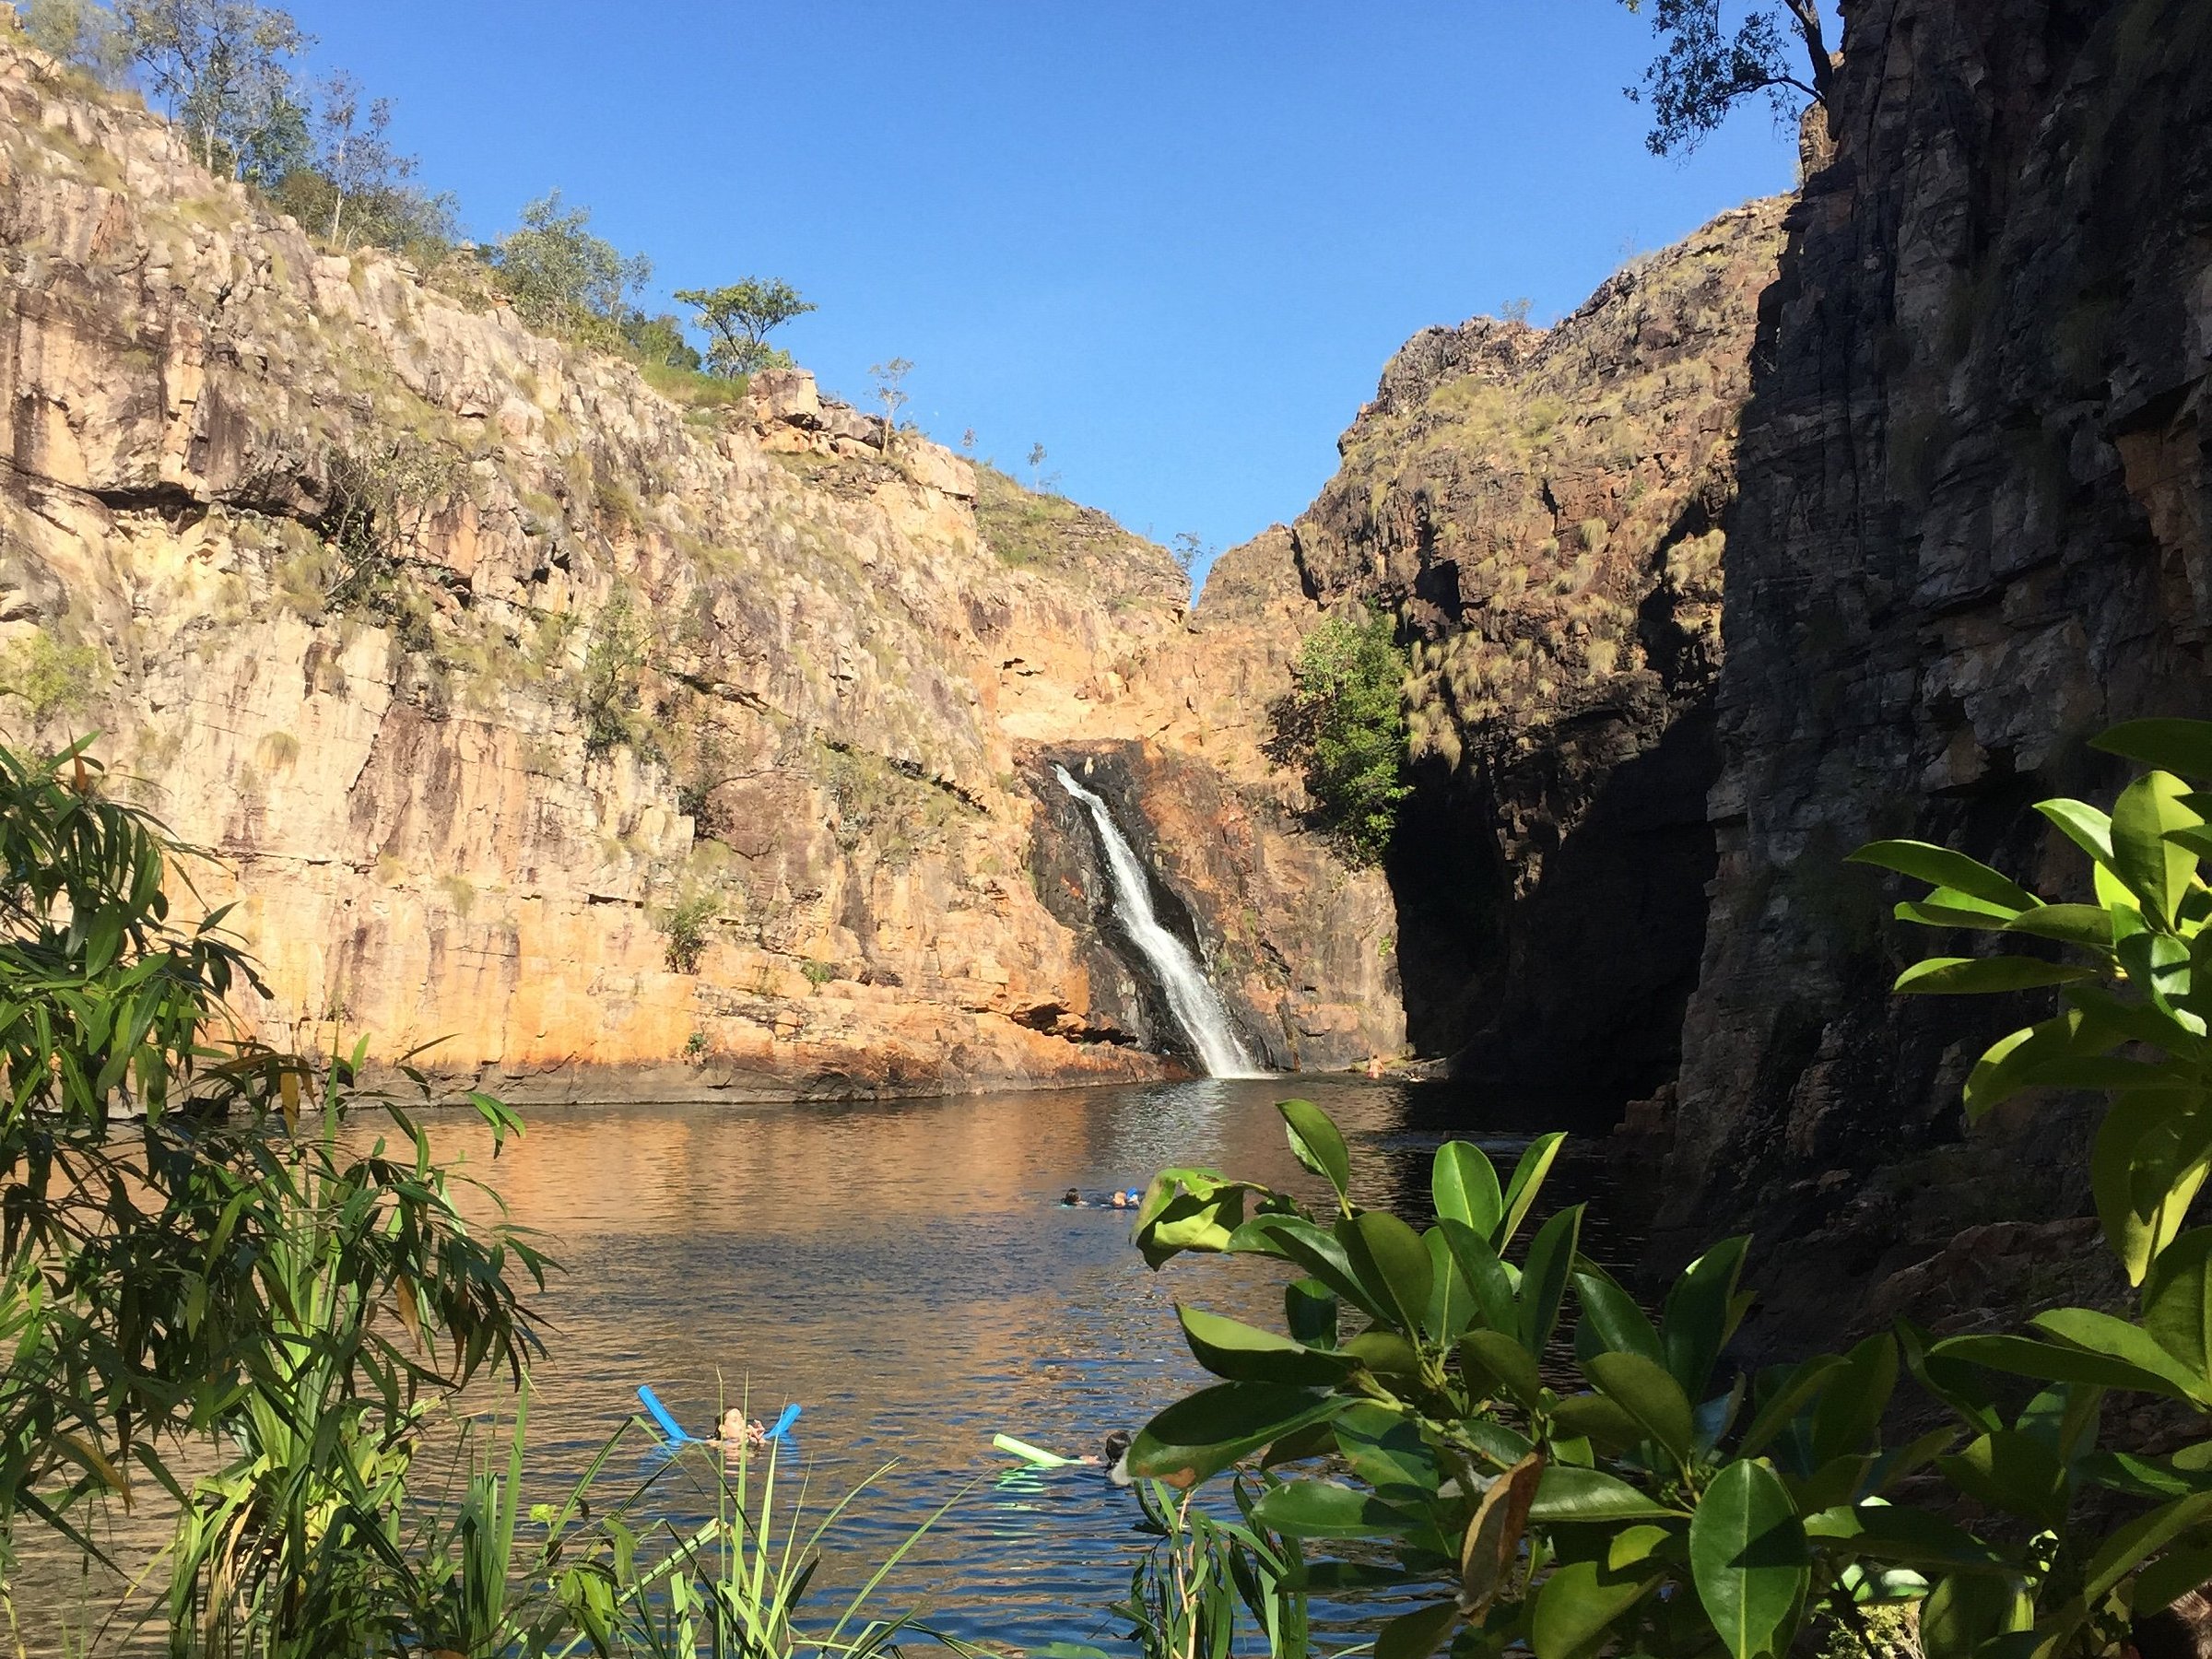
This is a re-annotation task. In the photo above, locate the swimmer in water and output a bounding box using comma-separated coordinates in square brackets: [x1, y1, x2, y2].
[1077, 1430, 1135, 1486]
[714, 1408, 769, 1457]
[1109, 1190, 1130, 1209]
[1062, 1187, 1084, 1206]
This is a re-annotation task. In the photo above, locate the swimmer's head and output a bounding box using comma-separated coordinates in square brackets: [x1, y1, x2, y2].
[1062, 1187, 1081, 1206]
[1109, 1190, 1129, 1208]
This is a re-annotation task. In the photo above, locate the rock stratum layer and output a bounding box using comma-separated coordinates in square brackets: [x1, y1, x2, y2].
[1662, 0, 2212, 1336]
[1283, 200, 1788, 1108]
[0, 29, 1399, 1099]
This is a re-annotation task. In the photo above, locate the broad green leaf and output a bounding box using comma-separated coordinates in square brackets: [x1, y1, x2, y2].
[1127, 1382, 1344, 1488]
[2093, 720, 2212, 780]
[2031, 1306, 2210, 1402]
[1335, 1402, 1441, 1494]
[1519, 1205, 1584, 1357]
[1339, 1209, 1433, 1337]
[1375, 1601, 1460, 1659]
[1498, 1132, 1568, 1250]
[2112, 771, 2203, 928]
[1893, 957, 2095, 994]
[1529, 1464, 1684, 1522]
[2090, 1091, 2212, 1285]
[1278, 1099, 1352, 1204]
[2003, 904, 2118, 949]
[1440, 1218, 1518, 1335]
[1664, 1235, 1749, 1399]
[1586, 1350, 1696, 1465]
[1285, 1277, 1338, 1349]
[1573, 1269, 1665, 1366]
[1898, 900, 2017, 931]
[2038, 1490, 2212, 1651]
[1930, 1334, 2198, 1403]
[1737, 1355, 1847, 1459]
[1134, 1170, 1273, 1267]
[1433, 1141, 1504, 1239]
[1688, 1460, 1808, 1659]
[1786, 1453, 1874, 1515]
[1252, 1478, 1421, 1538]
[1803, 1502, 2010, 1573]
[1461, 1329, 1542, 1406]
[1346, 1329, 1424, 1378]
[1230, 1214, 1384, 1319]
[2036, 798, 2115, 865]
[1425, 1227, 1478, 1344]
[1532, 1559, 1661, 1659]
[2145, 1228, 2212, 1380]
[1177, 1305, 1356, 1387]
[1920, 1572, 2031, 1659]
[1847, 841, 2039, 912]
[1809, 1335, 1898, 1465]
[1936, 1430, 2068, 1528]
[2133, 1542, 2212, 1615]
[1551, 1392, 1645, 1453]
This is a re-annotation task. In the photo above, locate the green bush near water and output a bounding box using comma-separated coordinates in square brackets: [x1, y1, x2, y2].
[1112, 713, 2212, 1659]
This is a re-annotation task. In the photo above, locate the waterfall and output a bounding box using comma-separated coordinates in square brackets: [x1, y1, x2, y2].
[1053, 765, 1266, 1078]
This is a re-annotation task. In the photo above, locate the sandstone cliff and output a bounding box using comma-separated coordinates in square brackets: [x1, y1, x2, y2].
[1281, 201, 1788, 1107]
[1662, 0, 2212, 1341]
[0, 26, 1398, 1098]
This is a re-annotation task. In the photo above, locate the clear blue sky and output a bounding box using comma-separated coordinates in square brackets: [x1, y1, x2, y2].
[278, 2, 1806, 564]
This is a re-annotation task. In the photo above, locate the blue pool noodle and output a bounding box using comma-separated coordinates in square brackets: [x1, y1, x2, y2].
[767, 1404, 802, 1441]
[637, 1384, 690, 1444]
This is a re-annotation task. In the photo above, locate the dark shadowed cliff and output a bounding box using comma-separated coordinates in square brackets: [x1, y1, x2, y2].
[1663, 0, 2212, 1345]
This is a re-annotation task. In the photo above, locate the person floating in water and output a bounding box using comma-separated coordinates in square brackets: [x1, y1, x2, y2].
[714, 1408, 769, 1455]
[1062, 1187, 1085, 1206]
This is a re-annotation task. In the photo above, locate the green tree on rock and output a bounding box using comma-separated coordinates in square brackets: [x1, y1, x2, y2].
[1265, 606, 1411, 865]
[116, 0, 310, 179]
[673, 278, 815, 378]
[1620, 0, 1837, 156]
[492, 190, 652, 341]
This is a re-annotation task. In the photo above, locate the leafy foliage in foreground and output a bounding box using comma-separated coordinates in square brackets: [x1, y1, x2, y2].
[1265, 607, 1412, 866]
[0, 740, 544, 1639]
[1126, 715, 2212, 1659]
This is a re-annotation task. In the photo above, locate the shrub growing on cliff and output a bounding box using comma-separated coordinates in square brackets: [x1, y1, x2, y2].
[492, 190, 653, 347]
[1265, 606, 1411, 865]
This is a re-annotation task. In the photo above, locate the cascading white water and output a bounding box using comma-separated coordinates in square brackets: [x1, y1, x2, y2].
[1053, 764, 1267, 1079]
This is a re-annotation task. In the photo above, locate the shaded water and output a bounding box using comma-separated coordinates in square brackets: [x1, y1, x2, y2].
[14, 1076, 1629, 1653]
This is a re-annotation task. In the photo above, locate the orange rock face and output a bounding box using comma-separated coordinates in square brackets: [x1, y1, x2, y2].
[0, 25, 1401, 1098]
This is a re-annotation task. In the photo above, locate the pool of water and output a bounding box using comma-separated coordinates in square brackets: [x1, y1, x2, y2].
[15, 1074, 1632, 1653]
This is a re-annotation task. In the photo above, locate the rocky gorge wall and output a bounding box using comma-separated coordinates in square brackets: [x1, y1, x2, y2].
[1659, 0, 2212, 1342]
[0, 25, 1400, 1099]
[1278, 200, 1788, 1110]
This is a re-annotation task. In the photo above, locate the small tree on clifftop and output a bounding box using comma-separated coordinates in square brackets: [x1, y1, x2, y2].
[116, 0, 309, 178]
[673, 279, 815, 378]
[1620, 0, 1837, 156]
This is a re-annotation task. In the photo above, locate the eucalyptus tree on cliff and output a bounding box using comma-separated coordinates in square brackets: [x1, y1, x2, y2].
[1620, 0, 1838, 155]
